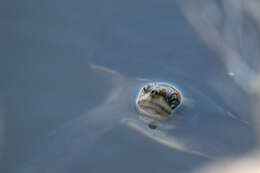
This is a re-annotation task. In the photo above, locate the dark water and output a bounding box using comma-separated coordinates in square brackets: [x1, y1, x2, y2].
[0, 0, 256, 173]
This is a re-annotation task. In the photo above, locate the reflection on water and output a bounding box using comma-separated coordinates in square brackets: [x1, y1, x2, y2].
[0, 0, 259, 173]
[179, 0, 260, 172]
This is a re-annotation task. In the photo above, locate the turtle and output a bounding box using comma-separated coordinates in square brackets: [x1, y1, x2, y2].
[17, 62, 255, 173]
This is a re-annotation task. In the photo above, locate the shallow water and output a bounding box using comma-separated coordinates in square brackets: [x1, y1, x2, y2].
[0, 0, 257, 173]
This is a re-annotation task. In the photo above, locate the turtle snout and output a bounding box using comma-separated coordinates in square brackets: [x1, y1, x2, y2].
[150, 89, 159, 97]
[151, 90, 159, 95]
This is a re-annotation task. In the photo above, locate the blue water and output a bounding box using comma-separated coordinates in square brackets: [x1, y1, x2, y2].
[0, 0, 256, 172]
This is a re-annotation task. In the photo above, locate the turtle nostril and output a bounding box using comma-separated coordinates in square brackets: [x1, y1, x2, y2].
[151, 90, 158, 95]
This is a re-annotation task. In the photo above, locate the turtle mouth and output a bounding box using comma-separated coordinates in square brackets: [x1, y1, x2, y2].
[136, 96, 172, 120]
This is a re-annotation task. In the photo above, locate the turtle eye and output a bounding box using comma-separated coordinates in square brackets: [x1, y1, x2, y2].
[169, 93, 178, 101]
[143, 86, 148, 92]
[143, 84, 152, 93]
[168, 93, 180, 109]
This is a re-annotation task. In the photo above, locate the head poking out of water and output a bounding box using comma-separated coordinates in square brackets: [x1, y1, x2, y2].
[136, 82, 182, 129]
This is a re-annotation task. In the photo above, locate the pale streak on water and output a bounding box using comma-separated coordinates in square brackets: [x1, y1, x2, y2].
[178, 0, 260, 172]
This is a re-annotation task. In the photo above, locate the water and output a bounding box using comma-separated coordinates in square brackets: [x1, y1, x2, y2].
[0, 0, 257, 173]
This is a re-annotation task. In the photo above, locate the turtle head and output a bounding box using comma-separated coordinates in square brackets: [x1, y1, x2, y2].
[136, 82, 182, 123]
